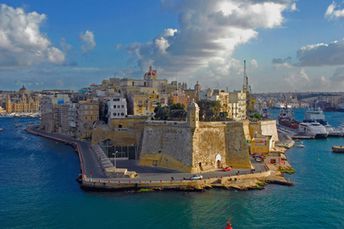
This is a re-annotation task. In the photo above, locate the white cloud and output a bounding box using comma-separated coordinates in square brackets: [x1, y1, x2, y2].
[297, 39, 344, 66]
[80, 30, 96, 53]
[250, 59, 258, 68]
[0, 4, 65, 66]
[128, 0, 296, 87]
[163, 28, 178, 37]
[325, 1, 344, 19]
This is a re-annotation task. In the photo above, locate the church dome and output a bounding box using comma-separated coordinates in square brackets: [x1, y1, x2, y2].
[18, 85, 29, 94]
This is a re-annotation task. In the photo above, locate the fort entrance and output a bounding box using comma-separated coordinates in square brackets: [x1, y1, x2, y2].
[215, 154, 222, 169]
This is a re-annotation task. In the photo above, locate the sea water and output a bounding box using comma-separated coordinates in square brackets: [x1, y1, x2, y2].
[0, 111, 343, 229]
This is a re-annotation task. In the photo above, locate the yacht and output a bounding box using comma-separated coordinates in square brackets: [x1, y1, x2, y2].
[303, 107, 335, 134]
[299, 121, 328, 138]
[304, 107, 327, 125]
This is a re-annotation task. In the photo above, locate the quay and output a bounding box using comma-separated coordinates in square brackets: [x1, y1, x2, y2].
[26, 126, 292, 192]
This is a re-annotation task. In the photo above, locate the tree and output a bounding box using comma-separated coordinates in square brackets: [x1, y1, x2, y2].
[154, 103, 186, 121]
[198, 100, 222, 121]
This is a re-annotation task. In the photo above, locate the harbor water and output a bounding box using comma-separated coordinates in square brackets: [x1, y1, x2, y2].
[0, 111, 344, 229]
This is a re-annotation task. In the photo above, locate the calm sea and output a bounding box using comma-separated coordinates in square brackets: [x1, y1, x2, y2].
[0, 110, 343, 229]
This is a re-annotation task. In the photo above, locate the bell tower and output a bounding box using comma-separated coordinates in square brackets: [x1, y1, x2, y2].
[6, 95, 12, 113]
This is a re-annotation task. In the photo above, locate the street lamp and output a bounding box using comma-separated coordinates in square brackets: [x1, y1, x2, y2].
[112, 151, 120, 168]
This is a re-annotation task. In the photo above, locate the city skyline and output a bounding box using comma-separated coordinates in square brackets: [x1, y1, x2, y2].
[0, 0, 344, 92]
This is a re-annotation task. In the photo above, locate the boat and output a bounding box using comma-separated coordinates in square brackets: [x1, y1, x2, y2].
[0, 128, 3, 132]
[304, 107, 327, 125]
[278, 107, 299, 129]
[298, 121, 328, 138]
[296, 142, 305, 148]
[273, 102, 292, 109]
[332, 146, 344, 153]
[225, 219, 233, 229]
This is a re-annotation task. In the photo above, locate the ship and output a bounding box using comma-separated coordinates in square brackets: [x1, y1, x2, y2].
[278, 107, 299, 129]
[298, 121, 328, 138]
[303, 107, 327, 125]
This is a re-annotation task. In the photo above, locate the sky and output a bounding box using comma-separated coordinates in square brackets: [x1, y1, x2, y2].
[0, 0, 344, 92]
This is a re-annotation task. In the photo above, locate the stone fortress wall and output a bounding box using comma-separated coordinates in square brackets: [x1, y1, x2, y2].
[91, 104, 279, 173]
[139, 120, 253, 173]
[139, 122, 194, 172]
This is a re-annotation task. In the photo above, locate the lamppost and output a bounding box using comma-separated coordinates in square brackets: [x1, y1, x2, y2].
[112, 151, 120, 168]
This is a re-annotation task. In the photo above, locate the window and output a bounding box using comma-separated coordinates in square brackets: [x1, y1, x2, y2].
[121, 113, 124, 116]
[121, 105, 124, 108]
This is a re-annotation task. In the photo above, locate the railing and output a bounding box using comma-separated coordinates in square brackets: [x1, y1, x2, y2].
[82, 169, 271, 186]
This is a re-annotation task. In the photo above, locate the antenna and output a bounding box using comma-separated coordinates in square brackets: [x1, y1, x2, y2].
[243, 60, 249, 92]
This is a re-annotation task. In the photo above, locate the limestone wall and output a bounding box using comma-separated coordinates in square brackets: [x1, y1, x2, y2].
[249, 120, 279, 142]
[139, 120, 252, 172]
[192, 124, 227, 172]
[92, 117, 146, 146]
[139, 123, 193, 172]
[225, 122, 252, 169]
[260, 120, 279, 142]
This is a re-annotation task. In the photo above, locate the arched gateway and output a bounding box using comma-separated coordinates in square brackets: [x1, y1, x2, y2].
[215, 154, 222, 169]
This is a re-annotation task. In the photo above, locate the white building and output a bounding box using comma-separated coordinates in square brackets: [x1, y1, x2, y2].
[107, 97, 127, 121]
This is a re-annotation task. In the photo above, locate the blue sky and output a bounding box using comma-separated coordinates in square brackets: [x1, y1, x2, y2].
[0, 0, 344, 92]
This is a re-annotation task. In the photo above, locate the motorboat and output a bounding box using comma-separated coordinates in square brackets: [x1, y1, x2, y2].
[332, 146, 344, 153]
[296, 142, 305, 148]
[298, 121, 328, 138]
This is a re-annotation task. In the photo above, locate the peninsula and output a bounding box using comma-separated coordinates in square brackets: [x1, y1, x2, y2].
[5, 63, 294, 191]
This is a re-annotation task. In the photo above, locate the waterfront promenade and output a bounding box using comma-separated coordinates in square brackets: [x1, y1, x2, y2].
[26, 126, 106, 178]
[26, 126, 288, 191]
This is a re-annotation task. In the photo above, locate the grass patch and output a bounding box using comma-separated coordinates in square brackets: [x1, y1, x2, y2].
[278, 166, 296, 174]
[137, 188, 154, 193]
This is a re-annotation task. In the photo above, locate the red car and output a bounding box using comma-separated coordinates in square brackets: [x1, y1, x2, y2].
[223, 167, 232, 172]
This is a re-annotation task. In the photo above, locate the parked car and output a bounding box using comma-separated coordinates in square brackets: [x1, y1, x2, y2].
[255, 157, 263, 162]
[223, 167, 232, 172]
[189, 174, 203, 180]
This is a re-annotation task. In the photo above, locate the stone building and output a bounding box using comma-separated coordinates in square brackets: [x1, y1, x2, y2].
[228, 91, 247, 121]
[40, 94, 71, 133]
[76, 100, 99, 139]
[5, 86, 40, 113]
[200, 89, 247, 121]
[107, 97, 127, 121]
